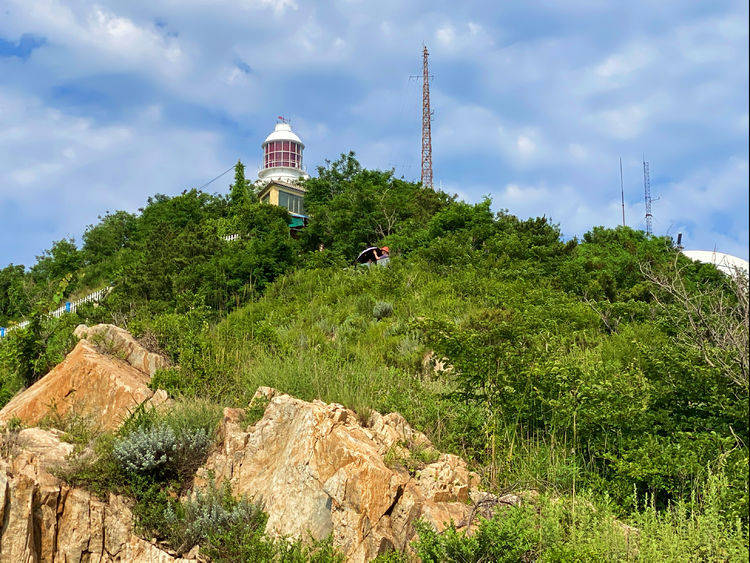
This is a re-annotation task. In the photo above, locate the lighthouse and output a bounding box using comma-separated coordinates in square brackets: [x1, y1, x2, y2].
[258, 119, 309, 183]
[257, 118, 309, 217]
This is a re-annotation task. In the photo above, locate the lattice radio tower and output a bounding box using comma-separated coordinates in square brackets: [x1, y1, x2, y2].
[619, 157, 626, 227]
[643, 157, 653, 235]
[421, 45, 433, 189]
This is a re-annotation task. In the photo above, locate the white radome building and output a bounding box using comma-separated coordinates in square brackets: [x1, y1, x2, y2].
[681, 250, 749, 276]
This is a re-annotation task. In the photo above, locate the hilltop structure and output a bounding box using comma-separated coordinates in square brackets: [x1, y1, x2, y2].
[257, 119, 309, 222]
[682, 249, 749, 276]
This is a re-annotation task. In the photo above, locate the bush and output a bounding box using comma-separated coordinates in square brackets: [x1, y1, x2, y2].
[411, 475, 750, 562]
[163, 483, 271, 557]
[413, 508, 536, 563]
[149, 367, 184, 396]
[115, 425, 181, 476]
[372, 301, 393, 320]
[154, 482, 344, 561]
[114, 401, 219, 483]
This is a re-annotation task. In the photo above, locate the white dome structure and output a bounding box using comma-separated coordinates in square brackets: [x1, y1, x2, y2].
[258, 120, 309, 183]
[682, 250, 749, 276]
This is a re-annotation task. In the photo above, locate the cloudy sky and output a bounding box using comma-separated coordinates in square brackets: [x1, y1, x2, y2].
[1, 0, 748, 266]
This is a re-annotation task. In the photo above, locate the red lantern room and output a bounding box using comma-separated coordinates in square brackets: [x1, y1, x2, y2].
[258, 118, 308, 183]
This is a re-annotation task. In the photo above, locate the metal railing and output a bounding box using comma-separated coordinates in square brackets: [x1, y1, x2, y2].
[1, 286, 112, 338]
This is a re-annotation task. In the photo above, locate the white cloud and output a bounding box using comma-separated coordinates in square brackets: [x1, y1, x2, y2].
[591, 104, 649, 140]
[595, 44, 655, 79]
[516, 135, 536, 157]
[436, 25, 456, 46]
[255, 0, 299, 14]
[0, 0, 746, 264]
[0, 87, 225, 257]
[568, 143, 587, 160]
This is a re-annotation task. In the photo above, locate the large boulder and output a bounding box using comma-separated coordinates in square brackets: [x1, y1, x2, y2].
[0, 426, 192, 562]
[73, 324, 171, 377]
[0, 325, 170, 431]
[197, 387, 499, 562]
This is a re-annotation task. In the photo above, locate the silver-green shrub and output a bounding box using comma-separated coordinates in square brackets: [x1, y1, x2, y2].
[164, 486, 267, 553]
[113, 425, 212, 478]
[372, 301, 394, 320]
[114, 425, 176, 474]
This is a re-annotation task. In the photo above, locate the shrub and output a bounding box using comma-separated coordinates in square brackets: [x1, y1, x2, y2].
[0, 419, 22, 457]
[372, 301, 393, 320]
[39, 407, 99, 447]
[114, 424, 180, 476]
[413, 508, 536, 563]
[245, 394, 270, 427]
[163, 483, 270, 557]
[56, 433, 122, 498]
[158, 482, 344, 561]
[384, 441, 440, 476]
[113, 423, 213, 482]
[149, 367, 186, 396]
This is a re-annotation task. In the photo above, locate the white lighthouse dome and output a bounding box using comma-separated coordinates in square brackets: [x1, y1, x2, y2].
[263, 122, 304, 147]
[258, 120, 309, 183]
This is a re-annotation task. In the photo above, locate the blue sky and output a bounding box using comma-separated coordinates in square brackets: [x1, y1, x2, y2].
[1, 0, 748, 266]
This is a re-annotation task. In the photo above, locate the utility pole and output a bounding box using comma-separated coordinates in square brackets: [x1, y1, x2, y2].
[619, 157, 626, 227]
[421, 45, 433, 189]
[643, 157, 653, 235]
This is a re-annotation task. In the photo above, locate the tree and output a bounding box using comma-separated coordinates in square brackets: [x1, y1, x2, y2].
[229, 160, 255, 208]
[30, 239, 83, 287]
[0, 264, 30, 324]
[642, 258, 749, 396]
[301, 153, 449, 258]
[82, 211, 137, 266]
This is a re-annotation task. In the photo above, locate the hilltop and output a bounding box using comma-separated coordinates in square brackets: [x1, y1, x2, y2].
[0, 154, 747, 561]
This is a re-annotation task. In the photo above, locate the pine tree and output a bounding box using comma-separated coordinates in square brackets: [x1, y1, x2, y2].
[229, 160, 250, 207]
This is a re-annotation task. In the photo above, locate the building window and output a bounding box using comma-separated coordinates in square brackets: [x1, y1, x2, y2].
[264, 141, 302, 169]
[278, 190, 305, 214]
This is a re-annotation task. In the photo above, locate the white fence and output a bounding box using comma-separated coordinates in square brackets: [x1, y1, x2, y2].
[1, 286, 112, 338]
[2, 231, 241, 339]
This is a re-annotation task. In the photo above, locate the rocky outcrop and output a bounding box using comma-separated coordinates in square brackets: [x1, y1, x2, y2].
[0, 323, 513, 562]
[0, 325, 170, 431]
[197, 387, 507, 562]
[0, 426, 191, 562]
[73, 324, 170, 377]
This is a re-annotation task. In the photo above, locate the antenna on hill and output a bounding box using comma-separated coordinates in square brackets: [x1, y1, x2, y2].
[643, 156, 653, 235]
[619, 157, 626, 227]
[421, 45, 434, 189]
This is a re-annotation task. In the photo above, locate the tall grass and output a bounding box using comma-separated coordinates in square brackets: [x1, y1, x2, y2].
[414, 467, 748, 562]
[142, 258, 748, 559]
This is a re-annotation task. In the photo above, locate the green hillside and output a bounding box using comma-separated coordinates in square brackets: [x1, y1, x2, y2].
[1, 155, 747, 560]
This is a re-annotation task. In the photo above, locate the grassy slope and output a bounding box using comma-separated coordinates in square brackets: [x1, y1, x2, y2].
[177, 256, 748, 560]
[199, 257, 628, 489]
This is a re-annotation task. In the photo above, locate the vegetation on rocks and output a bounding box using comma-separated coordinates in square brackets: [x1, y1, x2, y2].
[1, 154, 748, 560]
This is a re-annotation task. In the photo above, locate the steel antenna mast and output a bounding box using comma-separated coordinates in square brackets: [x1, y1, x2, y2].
[421, 45, 433, 189]
[643, 156, 653, 235]
[619, 157, 626, 227]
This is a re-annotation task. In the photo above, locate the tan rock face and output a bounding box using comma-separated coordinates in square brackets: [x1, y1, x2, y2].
[0, 427, 191, 562]
[0, 333, 169, 431]
[198, 388, 487, 562]
[73, 323, 171, 377]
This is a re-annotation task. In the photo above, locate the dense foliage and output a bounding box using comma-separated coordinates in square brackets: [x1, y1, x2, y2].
[1, 154, 747, 560]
